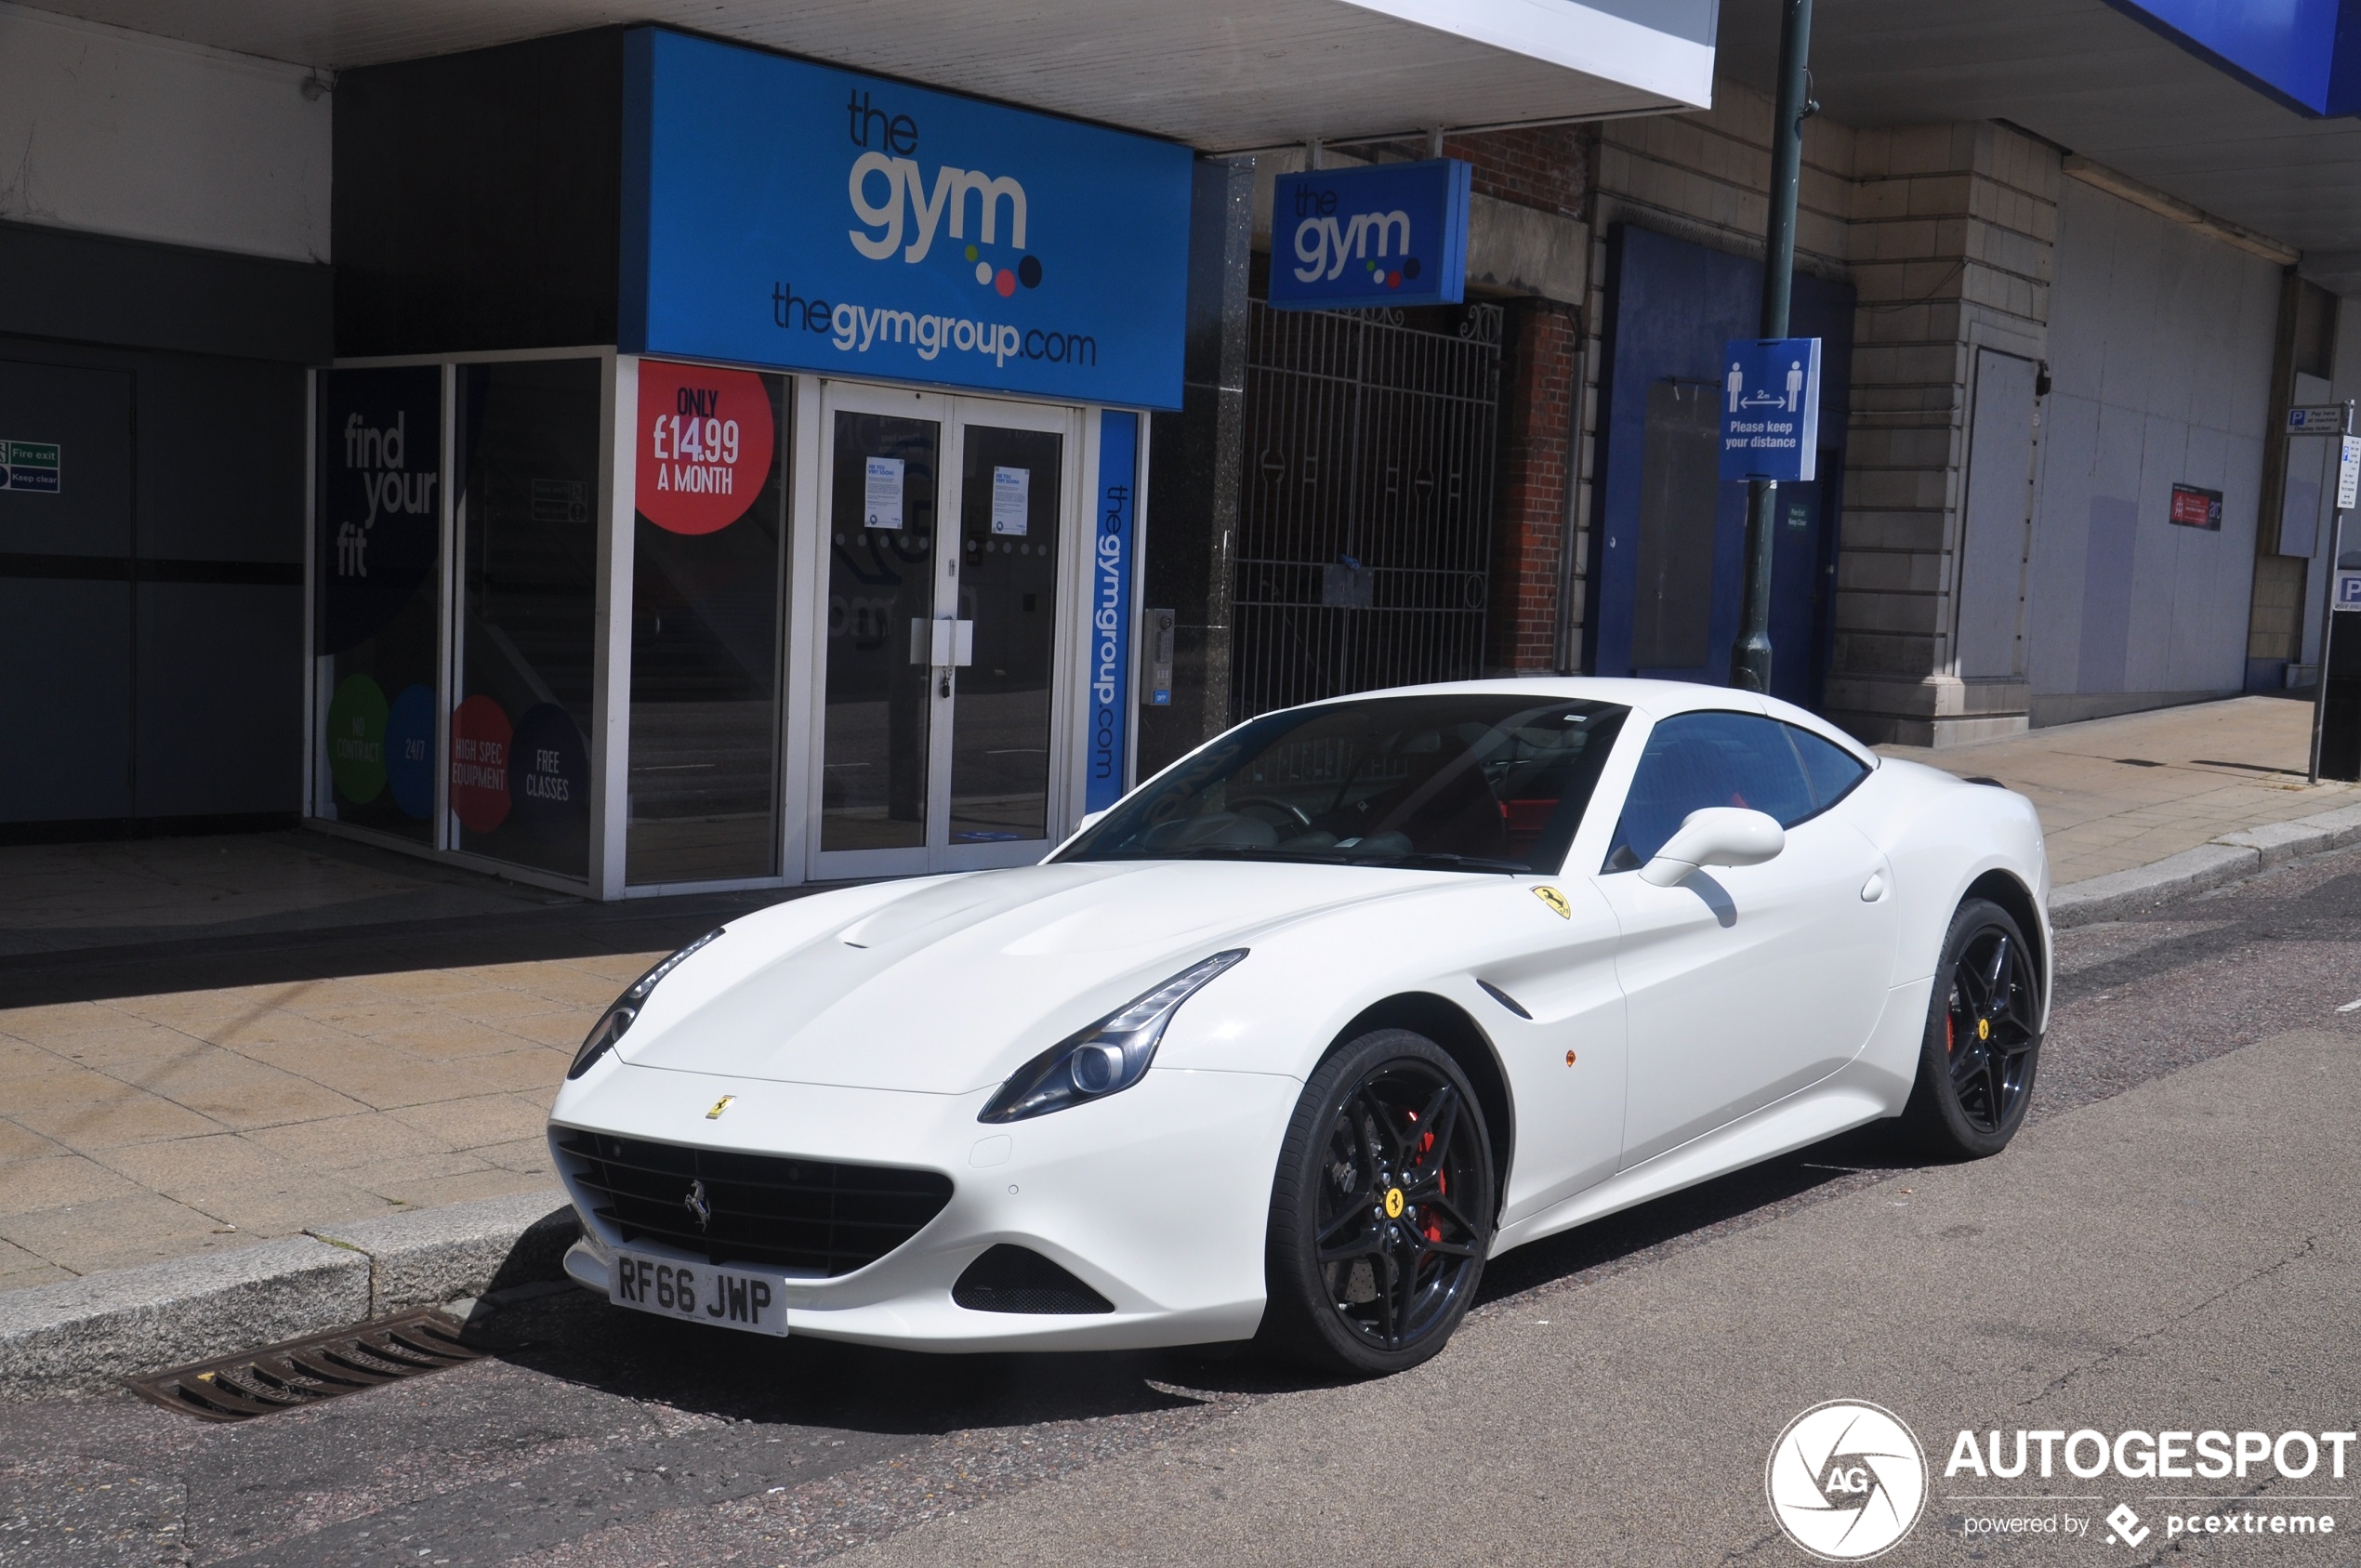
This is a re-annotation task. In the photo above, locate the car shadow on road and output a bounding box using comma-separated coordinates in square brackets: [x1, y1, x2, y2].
[479, 1123, 1930, 1421]
[470, 1286, 1220, 1435]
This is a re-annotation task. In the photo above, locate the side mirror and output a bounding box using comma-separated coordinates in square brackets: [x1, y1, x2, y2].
[1639, 807, 1785, 887]
[1074, 808, 1110, 834]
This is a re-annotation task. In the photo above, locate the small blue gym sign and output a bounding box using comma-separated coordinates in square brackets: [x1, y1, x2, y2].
[1269, 159, 1472, 312]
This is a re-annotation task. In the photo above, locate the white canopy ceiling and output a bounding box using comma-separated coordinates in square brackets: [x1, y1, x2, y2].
[18, 0, 1717, 151]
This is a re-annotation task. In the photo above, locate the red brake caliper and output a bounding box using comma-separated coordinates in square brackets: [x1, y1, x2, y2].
[1418, 1127, 1444, 1240]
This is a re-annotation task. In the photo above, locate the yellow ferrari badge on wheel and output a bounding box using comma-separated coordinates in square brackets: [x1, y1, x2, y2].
[1384, 1187, 1406, 1219]
[1976, 1019, 1989, 1042]
[1532, 885, 1572, 919]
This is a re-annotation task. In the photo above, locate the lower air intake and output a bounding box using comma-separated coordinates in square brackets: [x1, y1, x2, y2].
[952, 1245, 1115, 1314]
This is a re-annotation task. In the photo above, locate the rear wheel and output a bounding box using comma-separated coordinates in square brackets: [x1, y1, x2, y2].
[1900, 898, 2041, 1158]
[1261, 1030, 1495, 1376]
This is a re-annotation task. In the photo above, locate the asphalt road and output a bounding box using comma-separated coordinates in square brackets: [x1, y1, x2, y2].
[7, 847, 2361, 1567]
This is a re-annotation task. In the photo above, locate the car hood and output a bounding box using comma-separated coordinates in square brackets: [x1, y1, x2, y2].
[614, 859, 1448, 1093]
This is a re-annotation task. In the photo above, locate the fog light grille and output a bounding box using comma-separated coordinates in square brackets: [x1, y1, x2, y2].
[952, 1245, 1114, 1314]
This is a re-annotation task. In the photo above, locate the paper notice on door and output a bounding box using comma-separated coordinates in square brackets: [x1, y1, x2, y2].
[991, 466, 1030, 535]
[864, 456, 904, 530]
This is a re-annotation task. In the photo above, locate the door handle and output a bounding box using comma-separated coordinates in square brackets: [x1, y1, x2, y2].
[909, 618, 974, 667]
[1860, 871, 1887, 902]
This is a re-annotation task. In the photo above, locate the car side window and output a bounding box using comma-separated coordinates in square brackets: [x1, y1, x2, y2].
[1603, 711, 1816, 871]
[1786, 722, 1870, 810]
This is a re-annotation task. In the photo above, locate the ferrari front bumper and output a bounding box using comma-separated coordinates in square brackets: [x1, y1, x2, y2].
[548, 1057, 1300, 1351]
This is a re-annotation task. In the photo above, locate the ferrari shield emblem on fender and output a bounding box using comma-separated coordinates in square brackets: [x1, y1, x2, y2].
[1531, 885, 1572, 919]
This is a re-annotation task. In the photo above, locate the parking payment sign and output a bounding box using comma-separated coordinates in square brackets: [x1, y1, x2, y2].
[2336, 569, 2361, 613]
[1720, 338, 1821, 482]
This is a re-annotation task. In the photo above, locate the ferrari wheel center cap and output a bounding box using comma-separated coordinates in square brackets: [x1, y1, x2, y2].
[1977, 1017, 1990, 1041]
[1383, 1187, 1405, 1219]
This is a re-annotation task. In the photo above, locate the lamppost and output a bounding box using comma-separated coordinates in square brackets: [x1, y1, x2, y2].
[1731, 0, 1815, 693]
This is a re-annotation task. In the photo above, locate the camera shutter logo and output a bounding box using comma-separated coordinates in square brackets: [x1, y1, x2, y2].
[1766, 1401, 1928, 1560]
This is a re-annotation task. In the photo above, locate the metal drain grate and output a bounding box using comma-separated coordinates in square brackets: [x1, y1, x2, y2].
[125, 1308, 485, 1422]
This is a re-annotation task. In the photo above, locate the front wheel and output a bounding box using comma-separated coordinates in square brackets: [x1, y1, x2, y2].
[1261, 1030, 1496, 1376]
[1899, 897, 2042, 1158]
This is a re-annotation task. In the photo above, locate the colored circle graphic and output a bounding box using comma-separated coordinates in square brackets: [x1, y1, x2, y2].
[385, 682, 437, 820]
[449, 694, 512, 835]
[508, 704, 588, 824]
[1018, 255, 1042, 288]
[635, 361, 775, 536]
[995, 269, 1016, 297]
[324, 674, 389, 804]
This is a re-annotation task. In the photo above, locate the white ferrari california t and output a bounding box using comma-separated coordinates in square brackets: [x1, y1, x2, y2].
[549, 678, 2049, 1375]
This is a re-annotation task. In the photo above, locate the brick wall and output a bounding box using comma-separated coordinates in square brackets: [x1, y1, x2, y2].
[1486, 299, 1583, 671]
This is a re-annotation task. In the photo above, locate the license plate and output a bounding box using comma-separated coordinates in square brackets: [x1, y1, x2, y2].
[608, 1249, 789, 1337]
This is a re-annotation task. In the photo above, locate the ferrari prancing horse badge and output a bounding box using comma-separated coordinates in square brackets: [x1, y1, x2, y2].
[1531, 885, 1572, 919]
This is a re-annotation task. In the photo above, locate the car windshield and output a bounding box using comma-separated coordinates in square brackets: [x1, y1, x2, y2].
[1058, 693, 1629, 874]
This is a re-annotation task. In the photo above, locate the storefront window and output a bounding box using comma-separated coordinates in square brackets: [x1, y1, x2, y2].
[453, 359, 602, 879]
[626, 362, 789, 884]
[313, 366, 442, 844]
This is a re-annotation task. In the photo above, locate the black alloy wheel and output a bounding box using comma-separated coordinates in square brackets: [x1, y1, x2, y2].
[1902, 898, 2042, 1158]
[1263, 1030, 1495, 1375]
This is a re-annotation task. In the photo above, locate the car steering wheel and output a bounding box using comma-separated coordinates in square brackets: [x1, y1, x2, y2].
[1229, 795, 1314, 833]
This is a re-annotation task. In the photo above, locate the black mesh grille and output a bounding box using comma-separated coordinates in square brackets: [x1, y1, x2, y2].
[952, 1245, 1115, 1314]
[556, 1129, 953, 1276]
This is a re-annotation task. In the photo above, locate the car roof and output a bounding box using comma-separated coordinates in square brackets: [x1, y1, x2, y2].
[1286, 677, 1880, 768]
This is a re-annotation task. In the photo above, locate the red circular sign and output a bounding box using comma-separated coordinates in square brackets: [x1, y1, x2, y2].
[449, 694, 512, 835]
[635, 362, 775, 535]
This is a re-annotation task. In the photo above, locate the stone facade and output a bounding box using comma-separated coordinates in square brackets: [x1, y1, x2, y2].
[1830, 124, 2059, 744]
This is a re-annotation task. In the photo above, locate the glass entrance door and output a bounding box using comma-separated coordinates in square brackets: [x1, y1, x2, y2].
[811, 387, 1076, 878]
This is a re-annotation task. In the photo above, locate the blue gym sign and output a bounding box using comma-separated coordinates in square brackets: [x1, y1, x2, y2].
[1269, 160, 1472, 312]
[1720, 337, 1823, 482]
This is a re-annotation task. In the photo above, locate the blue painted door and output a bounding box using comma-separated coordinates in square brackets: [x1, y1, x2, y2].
[1587, 226, 1852, 711]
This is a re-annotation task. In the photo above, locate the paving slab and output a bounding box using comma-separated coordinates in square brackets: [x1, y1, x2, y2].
[1878, 692, 2352, 886]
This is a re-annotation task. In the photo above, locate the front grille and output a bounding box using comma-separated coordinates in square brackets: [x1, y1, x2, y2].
[556, 1129, 953, 1276]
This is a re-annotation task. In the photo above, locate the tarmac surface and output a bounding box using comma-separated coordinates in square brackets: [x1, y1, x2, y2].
[6, 843, 2361, 1564]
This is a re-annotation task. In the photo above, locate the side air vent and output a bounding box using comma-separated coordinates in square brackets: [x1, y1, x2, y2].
[952, 1245, 1115, 1314]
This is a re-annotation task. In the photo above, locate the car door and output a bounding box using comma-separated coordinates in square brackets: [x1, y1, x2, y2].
[1589, 708, 1895, 1171]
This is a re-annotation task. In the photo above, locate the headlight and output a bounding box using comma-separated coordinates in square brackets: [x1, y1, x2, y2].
[979, 949, 1247, 1123]
[567, 928, 724, 1080]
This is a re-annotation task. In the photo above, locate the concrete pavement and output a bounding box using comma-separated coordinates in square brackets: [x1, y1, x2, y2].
[1879, 692, 2348, 887]
[0, 833, 774, 1292]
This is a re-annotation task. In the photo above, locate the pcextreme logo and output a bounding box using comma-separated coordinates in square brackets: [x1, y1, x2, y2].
[1767, 1401, 1930, 1561]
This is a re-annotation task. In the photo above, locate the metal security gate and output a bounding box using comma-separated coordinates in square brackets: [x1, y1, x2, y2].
[1233, 300, 1502, 721]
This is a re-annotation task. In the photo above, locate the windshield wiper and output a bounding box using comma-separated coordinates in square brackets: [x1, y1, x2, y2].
[1373, 851, 1531, 874]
